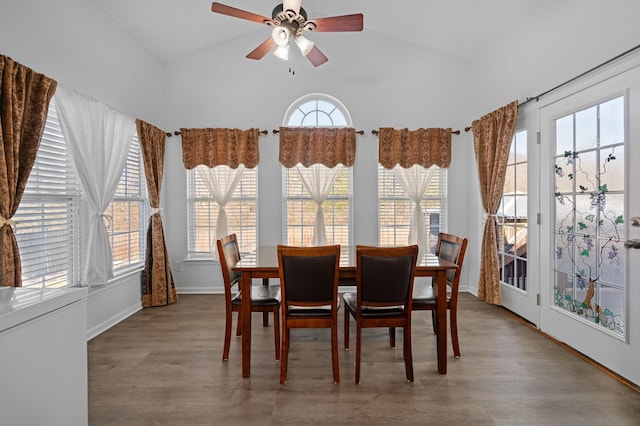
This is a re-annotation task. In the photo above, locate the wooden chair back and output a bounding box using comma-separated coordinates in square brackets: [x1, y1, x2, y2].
[435, 232, 468, 304]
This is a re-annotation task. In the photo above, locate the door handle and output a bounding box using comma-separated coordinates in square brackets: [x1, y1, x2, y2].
[624, 239, 640, 249]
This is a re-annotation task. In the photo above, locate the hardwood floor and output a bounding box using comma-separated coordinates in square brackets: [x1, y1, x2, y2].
[88, 293, 640, 425]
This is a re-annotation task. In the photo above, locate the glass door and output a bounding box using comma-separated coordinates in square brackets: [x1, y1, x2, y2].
[539, 65, 640, 385]
[498, 121, 540, 325]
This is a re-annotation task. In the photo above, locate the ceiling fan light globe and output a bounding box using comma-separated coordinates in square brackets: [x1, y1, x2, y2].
[274, 45, 290, 61]
[271, 26, 290, 46]
[295, 35, 314, 56]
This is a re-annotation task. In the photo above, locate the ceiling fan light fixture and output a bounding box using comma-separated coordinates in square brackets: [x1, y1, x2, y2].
[283, 0, 302, 16]
[273, 44, 290, 60]
[271, 26, 290, 46]
[295, 35, 314, 56]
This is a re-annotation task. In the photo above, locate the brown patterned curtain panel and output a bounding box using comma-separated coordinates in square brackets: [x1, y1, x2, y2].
[0, 55, 57, 287]
[136, 119, 178, 307]
[472, 100, 518, 305]
[278, 127, 356, 168]
[378, 127, 452, 169]
[181, 127, 260, 169]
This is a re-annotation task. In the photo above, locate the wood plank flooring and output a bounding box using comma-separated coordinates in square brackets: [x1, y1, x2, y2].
[88, 293, 640, 425]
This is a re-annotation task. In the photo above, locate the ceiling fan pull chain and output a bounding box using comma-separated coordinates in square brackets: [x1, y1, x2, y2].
[289, 42, 296, 75]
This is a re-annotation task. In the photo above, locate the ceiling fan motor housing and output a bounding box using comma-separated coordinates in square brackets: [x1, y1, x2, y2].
[271, 3, 309, 31]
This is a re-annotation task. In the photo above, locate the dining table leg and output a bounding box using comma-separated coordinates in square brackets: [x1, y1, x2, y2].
[241, 271, 252, 378]
[435, 269, 448, 374]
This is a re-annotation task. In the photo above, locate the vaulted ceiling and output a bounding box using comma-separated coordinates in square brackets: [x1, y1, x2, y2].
[95, 0, 556, 62]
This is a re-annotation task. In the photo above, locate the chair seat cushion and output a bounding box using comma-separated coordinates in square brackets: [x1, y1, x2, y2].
[343, 292, 405, 317]
[287, 298, 340, 317]
[231, 285, 281, 307]
[412, 282, 451, 308]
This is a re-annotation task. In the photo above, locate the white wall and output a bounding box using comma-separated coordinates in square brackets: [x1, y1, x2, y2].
[162, 29, 472, 292]
[0, 0, 164, 336]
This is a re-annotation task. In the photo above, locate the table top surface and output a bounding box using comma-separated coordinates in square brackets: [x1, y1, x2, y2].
[234, 245, 458, 271]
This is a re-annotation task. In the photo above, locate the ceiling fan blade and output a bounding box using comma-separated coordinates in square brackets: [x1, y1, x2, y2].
[311, 14, 364, 32]
[211, 2, 270, 24]
[306, 45, 328, 67]
[246, 38, 276, 60]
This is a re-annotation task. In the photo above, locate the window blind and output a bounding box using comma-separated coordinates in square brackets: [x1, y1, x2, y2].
[186, 166, 258, 257]
[14, 102, 81, 288]
[378, 165, 448, 253]
[282, 167, 352, 247]
[106, 133, 149, 273]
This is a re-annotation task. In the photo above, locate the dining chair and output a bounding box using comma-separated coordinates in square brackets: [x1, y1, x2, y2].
[277, 244, 341, 384]
[343, 245, 418, 384]
[217, 234, 281, 362]
[410, 232, 468, 357]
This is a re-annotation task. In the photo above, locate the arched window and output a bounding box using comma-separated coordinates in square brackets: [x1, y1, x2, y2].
[282, 94, 353, 246]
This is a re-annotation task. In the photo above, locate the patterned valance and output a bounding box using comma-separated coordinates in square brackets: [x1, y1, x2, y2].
[181, 127, 260, 169]
[278, 127, 356, 168]
[378, 127, 452, 169]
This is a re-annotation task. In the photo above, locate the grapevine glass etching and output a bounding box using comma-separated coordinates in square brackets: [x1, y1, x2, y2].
[553, 96, 625, 336]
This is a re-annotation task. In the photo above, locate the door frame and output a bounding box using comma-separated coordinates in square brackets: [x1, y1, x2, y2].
[536, 56, 640, 386]
[499, 112, 540, 326]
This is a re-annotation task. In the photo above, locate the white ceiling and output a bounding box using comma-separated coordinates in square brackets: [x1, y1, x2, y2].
[95, 0, 553, 62]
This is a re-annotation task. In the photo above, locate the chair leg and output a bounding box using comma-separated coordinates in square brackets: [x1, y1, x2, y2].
[263, 311, 269, 327]
[450, 307, 460, 358]
[222, 309, 233, 361]
[236, 311, 242, 336]
[389, 327, 396, 347]
[331, 318, 340, 384]
[355, 323, 362, 384]
[344, 306, 350, 349]
[431, 310, 437, 334]
[403, 323, 414, 382]
[280, 323, 289, 384]
[273, 309, 281, 361]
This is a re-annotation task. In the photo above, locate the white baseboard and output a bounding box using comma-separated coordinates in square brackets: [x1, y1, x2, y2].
[176, 287, 224, 294]
[87, 302, 141, 341]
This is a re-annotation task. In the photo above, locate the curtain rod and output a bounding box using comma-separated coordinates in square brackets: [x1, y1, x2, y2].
[168, 129, 269, 137]
[272, 129, 365, 134]
[371, 129, 460, 135]
[464, 42, 640, 132]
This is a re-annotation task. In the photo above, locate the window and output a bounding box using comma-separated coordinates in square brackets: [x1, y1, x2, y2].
[282, 94, 353, 246]
[186, 166, 257, 257]
[552, 96, 625, 335]
[14, 100, 148, 288]
[378, 166, 447, 252]
[14, 101, 81, 288]
[497, 130, 528, 290]
[106, 133, 149, 273]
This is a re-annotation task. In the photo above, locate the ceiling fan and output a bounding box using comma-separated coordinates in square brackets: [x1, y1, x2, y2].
[211, 1, 364, 67]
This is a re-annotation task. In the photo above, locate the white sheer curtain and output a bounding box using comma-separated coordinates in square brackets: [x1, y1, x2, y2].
[393, 164, 437, 258]
[197, 164, 245, 254]
[295, 163, 342, 246]
[55, 86, 136, 286]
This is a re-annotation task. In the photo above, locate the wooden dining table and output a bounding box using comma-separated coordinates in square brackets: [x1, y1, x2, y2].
[233, 245, 458, 378]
